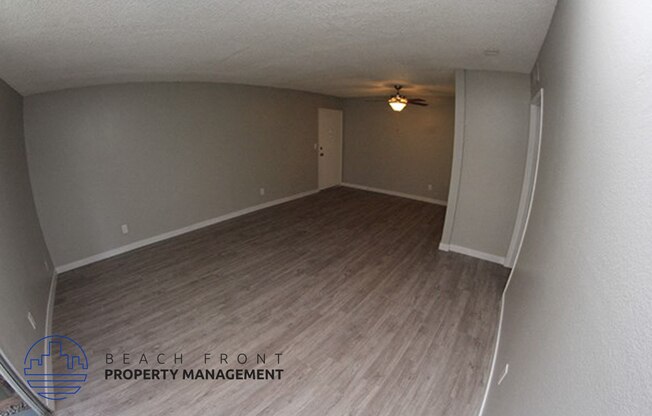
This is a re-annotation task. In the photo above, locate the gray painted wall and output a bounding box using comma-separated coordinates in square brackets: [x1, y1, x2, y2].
[342, 97, 455, 202]
[449, 71, 531, 258]
[24, 83, 340, 267]
[0, 79, 53, 372]
[484, 1, 652, 415]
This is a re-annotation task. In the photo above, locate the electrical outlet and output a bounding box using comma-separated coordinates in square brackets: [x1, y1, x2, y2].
[498, 363, 509, 385]
[27, 312, 37, 330]
[428, 184, 433, 191]
[121, 224, 129, 234]
[259, 188, 265, 196]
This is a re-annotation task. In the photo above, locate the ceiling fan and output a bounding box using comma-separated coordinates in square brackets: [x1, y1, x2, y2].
[368, 85, 428, 112]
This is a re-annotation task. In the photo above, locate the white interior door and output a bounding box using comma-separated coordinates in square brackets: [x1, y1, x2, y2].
[505, 89, 544, 268]
[318, 108, 343, 189]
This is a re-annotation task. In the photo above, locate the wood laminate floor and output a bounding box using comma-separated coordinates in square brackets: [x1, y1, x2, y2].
[53, 187, 508, 416]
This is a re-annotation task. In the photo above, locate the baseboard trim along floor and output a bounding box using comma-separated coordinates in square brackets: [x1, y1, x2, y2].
[341, 183, 447, 206]
[439, 242, 507, 265]
[55, 189, 319, 273]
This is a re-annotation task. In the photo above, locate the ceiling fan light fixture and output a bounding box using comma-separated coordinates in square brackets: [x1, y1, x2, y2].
[388, 95, 408, 112]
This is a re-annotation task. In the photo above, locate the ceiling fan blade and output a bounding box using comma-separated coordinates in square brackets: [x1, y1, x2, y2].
[364, 98, 389, 102]
[408, 101, 428, 106]
[408, 98, 427, 102]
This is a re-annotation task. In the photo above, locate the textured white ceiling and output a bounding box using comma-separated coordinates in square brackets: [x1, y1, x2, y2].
[0, 0, 556, 97]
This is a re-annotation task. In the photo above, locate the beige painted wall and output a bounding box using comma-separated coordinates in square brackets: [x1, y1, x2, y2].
[342, 97, 455, 202]
[0, 79, 53, 372]
[447, 71, 531, 259]
[24, 83, 340, 267]
[483, 1, 652, 415]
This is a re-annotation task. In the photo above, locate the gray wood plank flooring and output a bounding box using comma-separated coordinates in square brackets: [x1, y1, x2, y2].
[53, 187, 508, 416]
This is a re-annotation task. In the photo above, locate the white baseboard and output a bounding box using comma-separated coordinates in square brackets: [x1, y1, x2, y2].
[44, 271, 57, 336]
[341, 183, 447, 206]
[55, 189, 319, 273]
[44, 270, 58, 410]
[439, 243, 506, 265]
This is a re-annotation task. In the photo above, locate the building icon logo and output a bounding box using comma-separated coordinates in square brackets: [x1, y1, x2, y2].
[23, 335, 88, 401]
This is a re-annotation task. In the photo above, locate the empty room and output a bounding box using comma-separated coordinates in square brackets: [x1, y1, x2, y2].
[1, 1, 651, 415]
